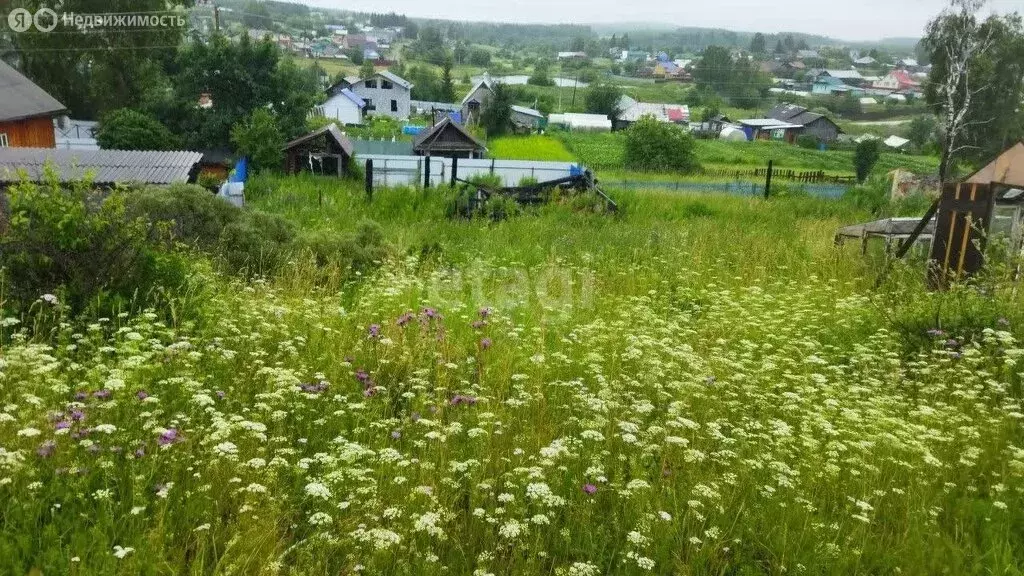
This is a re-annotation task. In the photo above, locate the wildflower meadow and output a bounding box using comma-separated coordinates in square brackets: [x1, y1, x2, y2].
[1, 178, 1023, 575]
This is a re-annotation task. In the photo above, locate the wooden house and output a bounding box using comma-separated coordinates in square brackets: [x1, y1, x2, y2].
[282, 125, 355, 176]
[0, 60, 67, 148]
[412, 117, 487, 159]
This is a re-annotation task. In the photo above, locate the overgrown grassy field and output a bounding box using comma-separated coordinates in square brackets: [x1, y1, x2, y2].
[557, 132, 941, 176]
[488, 135, 576, 162]
[2, 177, 1023, 575]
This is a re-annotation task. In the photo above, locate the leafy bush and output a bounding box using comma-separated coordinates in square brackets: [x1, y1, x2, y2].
[231, 108, 284, 173]
[0, 173, 187, 315]
[854, 139, 882, 183]
[294, 220, 388, 271]
[96, 109, 179, 151]
[796, 134, 821, 150]
[217, 211, 295, 274]
[623, 115, 700, 173]
[127, 184, 238, 248]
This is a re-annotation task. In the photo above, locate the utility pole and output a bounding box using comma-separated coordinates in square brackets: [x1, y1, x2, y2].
[213, 2, 220, 33]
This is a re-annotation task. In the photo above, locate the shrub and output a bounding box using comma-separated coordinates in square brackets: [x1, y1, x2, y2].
[127, 184, 239, 248]
[96, 109, 179, 151]
[0, 172, 186, 315]
[854, 139, 882, 183]
[796, 134, 820, 150]
[218, 211, 295, 275]
[231, 108, 284, 173]
[623, 115, 700, 173]
[294, 219, 389, 272]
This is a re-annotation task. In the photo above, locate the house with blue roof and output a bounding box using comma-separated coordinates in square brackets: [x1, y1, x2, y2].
[319, 86, 366, 125]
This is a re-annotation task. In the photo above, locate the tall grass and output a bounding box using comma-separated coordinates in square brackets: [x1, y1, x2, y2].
[558, 132, 941, 176]
[488, 135, 576, 162]
[2, 175, 1023, 575]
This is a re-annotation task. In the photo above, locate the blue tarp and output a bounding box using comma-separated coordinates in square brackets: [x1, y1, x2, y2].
[228, 157, 248, 183]
[402, 125, 426, 136]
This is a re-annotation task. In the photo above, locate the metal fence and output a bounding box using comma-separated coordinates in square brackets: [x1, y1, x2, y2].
[610, 179, 849, 199]
[360, 155, 583, 188]
[351, 139, 414, 156]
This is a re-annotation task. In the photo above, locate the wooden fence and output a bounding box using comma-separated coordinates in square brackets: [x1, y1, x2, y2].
[699, 167, 858, 185]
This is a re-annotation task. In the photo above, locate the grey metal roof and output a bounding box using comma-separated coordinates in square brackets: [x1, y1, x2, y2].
[0, 60, 67, 123]
[0, 148, 202, 185]
[413, 117, 487, 152]
[377, 70, 413, 90]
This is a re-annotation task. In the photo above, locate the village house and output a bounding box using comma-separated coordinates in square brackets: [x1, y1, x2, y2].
[816, 69, 865, 87]
[614, 95, 689, 130]
[344, 71, 413, 120]
[766, 103, 843, 143]
[317, 84, 365, 125]
[853, 56, 877, 67]
[460, 77, 496, 125]
[873, 69, 920, 92]
[557, 51, 587, 60]
[0, 59, 67, 149]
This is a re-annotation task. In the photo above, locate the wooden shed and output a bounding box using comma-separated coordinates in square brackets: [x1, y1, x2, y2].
[0, 59, 67, 148]
[412, 117, 487, 159]
[282, 125, 355, 176]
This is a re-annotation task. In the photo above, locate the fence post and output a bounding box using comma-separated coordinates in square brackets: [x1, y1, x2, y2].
[365, 159, 374, 201]
[764, 160, 773, 199]
[490, 158, 495, 176]
[451, 156, 458, 186]
[424, 155, 431, 188]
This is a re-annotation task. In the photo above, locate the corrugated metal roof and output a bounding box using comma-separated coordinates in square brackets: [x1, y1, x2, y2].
[0, 148, 201, 184]
[0, 60, 67, 123]
[340, 88, 365, 107]
[413, 117, 487, 152]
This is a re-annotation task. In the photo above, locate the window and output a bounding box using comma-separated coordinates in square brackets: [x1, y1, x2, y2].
[0, 133, 7, 148]
[365, 99, 375, 111]
[365, 79, 377, 89]
[381, 79, 393, 90]
[390, 100, 398, 112]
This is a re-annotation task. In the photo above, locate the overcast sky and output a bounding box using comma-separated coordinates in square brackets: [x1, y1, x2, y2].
[293, 0, 1024, 41]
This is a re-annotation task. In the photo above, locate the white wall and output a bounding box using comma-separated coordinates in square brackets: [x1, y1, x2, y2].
[322, 93, 363, 125]
[360, 155, 580, 188]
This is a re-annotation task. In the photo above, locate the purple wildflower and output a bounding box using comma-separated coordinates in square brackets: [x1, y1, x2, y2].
[158, 428, 179, 446]
[93, 389, 111, 400]
[134, 447, 146, 459]
[479, 307, 491, 319]
[471, 320, 487, 330]
[422, 307, 438, 319]
[582, 483, 597, 495]
[74, 391, 88, 401]
[301, 381, 328, 394]
[363, 386, 378, 397]
[70, 409, 85, 422]
[450, 394, 478, 406]
[136, 390, 149, 401]
[87, 444, 101, 455]
[369, 324, 381, 338]
[927, 328, 945, 337]
[945, 338, 960, 349]
[55, 420, 71, 431]
[391, 430, 402, 439]
[480, 337, 492, 350]
[396, 312, 414, 327]
[37, 440, 56, 458]
[216, 391, 226, 399]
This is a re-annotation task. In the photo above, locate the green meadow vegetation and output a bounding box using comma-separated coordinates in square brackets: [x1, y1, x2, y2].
[1, 173, 1023, 575]
[488, 135, 576, 162]
[556, 132, 941, 176]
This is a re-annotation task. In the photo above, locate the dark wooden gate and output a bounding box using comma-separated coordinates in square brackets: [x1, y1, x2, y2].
[928, 182, 996, 288]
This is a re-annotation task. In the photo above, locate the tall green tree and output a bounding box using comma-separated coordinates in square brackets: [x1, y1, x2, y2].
[584, 82, 624, 123]
[441, 57, 456, 103]
[854, 139, 882, 183]
[96, 109, 179, 151]
[922, 0, 1024, 181]
[231, 108, 284, 172]
[749, 33, 767, 55]
[480, 83, 513, 137]
[12, 0, 193, 119]
[624, 116, 700, 173]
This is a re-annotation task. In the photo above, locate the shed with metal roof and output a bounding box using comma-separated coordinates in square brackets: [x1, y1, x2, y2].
[0, 148, 202, 185]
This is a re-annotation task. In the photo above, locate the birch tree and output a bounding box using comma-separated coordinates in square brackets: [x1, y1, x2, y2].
[922, 0, 996, 183]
